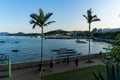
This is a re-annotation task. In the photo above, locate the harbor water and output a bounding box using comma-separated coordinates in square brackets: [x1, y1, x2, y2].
[0, 36, 111, 63]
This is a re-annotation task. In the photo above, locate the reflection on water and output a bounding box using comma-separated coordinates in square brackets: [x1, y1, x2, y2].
[0, 36, 111, 63]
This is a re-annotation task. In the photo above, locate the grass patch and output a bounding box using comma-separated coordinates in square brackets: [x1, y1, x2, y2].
[41, 65, 107, 80]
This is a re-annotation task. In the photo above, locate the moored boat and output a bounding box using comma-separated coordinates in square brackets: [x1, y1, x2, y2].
[75, 39, 87, 43]
[51, 48, 77, 54]
[58, 50, 77, 54]
[52, 49, 74, 52]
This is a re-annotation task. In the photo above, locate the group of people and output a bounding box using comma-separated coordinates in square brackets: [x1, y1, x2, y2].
[38, 56, 79, 76]
[63, 56, 79, 67]
[38, 57, 55, 76]
[63, 56, 70, 64]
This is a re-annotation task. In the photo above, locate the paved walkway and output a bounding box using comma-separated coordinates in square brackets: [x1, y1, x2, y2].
[0, 59, 104, 80]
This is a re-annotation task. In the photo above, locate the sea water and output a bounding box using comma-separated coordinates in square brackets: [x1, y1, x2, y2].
[0, 36, 111, 63]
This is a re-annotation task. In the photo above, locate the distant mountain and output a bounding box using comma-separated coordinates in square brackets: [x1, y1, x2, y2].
[9, 32, 40, 36]
[9, 32, 25, 36]
[1, 28, 120, 36]
[0, 32, 10, 36]
[55, 29, 64, 32]
[45, 29, 69, 35]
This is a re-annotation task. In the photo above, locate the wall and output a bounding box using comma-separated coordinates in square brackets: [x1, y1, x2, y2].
[0, 54, 100, 71]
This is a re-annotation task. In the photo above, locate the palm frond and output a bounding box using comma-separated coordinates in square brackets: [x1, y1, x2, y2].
[39, 9, 44, 23]
[30, 20, 40, 29]
[83, 8, 100, 23]
[98, 71, 105, 80]
[30, 8, 55, 30]
[30, 14, 39, 21]
[83, 15, 88, 20]
[44, 13, 53, 22]
[92, 18, 101, 22]
[92, 71, 105, 80]
[93, 15, 97, 18]
[92, 71, 99, 80]
[87, 11, 93, 23]
[32, 23, 37, 29]
[43, 21, 55, 26]
[89, 8, 92, 13]
[30, 20, 36, 24]
[87, 9, 92, 17]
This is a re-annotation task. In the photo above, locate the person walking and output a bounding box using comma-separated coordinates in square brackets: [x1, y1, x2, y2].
[37, 62, 42, 71]
[75, 58, 78, 67]
[63, 57, 66, 64]
[37, 61, 44, 76]
[66, 56, 69, 64]
[50, 57, 54, 72]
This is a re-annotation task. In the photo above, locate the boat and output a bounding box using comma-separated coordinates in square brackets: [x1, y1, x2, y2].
[58, 48, 77, 54]
[75, 39, 87, 43]
[0, 41, 5, 43]
[58, 50, 77, 54]
[51, 48, 76, 54]
[52, 49, 74, 52]
[57, 53, 81, 57]
[12, 49, 19, 52]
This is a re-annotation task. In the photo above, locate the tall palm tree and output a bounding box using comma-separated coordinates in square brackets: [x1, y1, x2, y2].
[30, 9, 55, 63]
[83, 8, 100, 62]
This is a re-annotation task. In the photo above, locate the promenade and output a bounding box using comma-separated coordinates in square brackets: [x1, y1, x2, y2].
[1, 58, 104, 80]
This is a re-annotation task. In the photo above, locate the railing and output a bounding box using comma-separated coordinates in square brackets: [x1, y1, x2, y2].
[0, 54, 11, 77]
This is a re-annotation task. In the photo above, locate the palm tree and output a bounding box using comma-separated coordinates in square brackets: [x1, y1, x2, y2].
[30, 9, 55, 64]
[83, 8, 100, 62]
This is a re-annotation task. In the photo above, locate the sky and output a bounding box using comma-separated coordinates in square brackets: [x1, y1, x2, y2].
[0, 0, 120, 33]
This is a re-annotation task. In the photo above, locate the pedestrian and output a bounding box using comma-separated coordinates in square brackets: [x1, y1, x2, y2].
[37, 62, 44, 76]
[75, 58, 78, 67]
[63, 57, 66, 64]
[66, 56, 69, 64]
[50, 57, 54, 71]
[37, 62, 42, 71]
[99, 51, 102, 56]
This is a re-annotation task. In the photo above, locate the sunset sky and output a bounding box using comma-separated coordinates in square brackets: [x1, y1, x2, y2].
[0, 0, 120, 33]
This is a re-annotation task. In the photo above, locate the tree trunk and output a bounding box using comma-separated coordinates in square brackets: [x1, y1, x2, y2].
[41, 27, 44, 63]
[88, 23, 91, 62]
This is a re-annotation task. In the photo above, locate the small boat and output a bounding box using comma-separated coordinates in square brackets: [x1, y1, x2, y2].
[51, 48, 77, 54]
[12, 49, 19, 52]
[0, 41, 5, 43]
[15, 41, 19, 43]
[52, 48, 74, 52]
[58, 50, 77, 54]
[75, 39, 87, 43]
[57, 53, 81, 57]
[58, 48, 77, 54]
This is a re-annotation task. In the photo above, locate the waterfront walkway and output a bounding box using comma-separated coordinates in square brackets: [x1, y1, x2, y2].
[1, 58, 104, 80]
